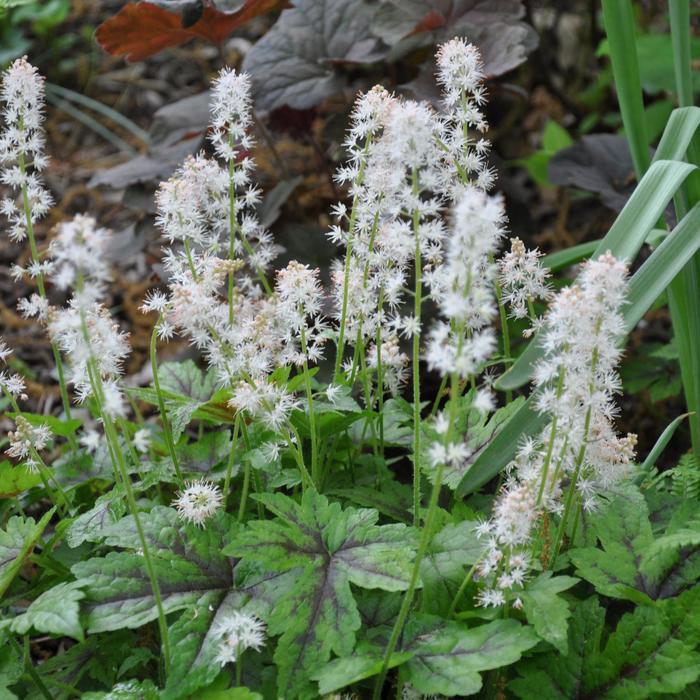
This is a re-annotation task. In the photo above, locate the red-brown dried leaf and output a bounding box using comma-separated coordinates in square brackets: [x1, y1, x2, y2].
[408, 8, 446, 35]
[95, 0, 286, 62]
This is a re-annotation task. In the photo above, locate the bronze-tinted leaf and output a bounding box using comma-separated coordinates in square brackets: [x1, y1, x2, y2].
[95, 0, 285, 62]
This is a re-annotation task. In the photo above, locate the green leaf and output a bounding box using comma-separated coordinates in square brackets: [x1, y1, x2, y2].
[542, 240, 600, 272]
[510, 596, 605, 699]
[66, 491, 125, 548]
[72, 507, 233, 632]
[163, 565, 295, 699]
[520, 573, 578, 654]
[632, 33, 700, 95]
[402, 616, 538, 697]
[192, 682, 263, 700]
[513, 592, 700, 698]
[571, 485, 700, 602]
[10, 581, 85, 641]
[82, 679, 160, 700]
[225, 490, 416, 699]
[314, 617, 537, 698]
[624, 200, 700, 330]
[0, 630, 22, 689]
[0, 509, 54, 598]
[420, 521, 482, 615]
[312, 646, 414, 696]
[601, 0, 650, 177]
[0, 460, 41, 497]
[456, 394, 547, 496]
[157, 360, 217, 440]
[640, 412, 692, 473]
[429, 396, 526, 491]
[570, 487, 655, 603]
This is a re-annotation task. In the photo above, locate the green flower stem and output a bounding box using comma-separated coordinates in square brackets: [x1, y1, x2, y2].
[287, 424, 313, 490]
[375, 288, 386, 458]
[411, 168, 423, 527]
[348, 209, 381, 385]
[489, 251, 512, 403]
[29, 446, 69, 516]
[535, 367, 566, 506]
[447, 555, 484, 619]
[300, 326, 319, 485]
[334, 137, 372, 382]
[228, 136, 238, 325]
[150, 319, 184, 485]
[430, 375, 449, 417]
[551, 345, 599, 562]
[239, 371, 313, 489]
[117, 416, 142, 470]
[238, 457, 251, 522]
[372, 462, 446, 700]
[87, 360, 171, 676]
[78, 303, 171, 675]
[225, 413, 241, 510]
[235, 647, 243, 686]
[17, 150, 73, 429]
[13, 637, 52, 700]
[183, 238, 199, 280]
[551, 405, 592, 562]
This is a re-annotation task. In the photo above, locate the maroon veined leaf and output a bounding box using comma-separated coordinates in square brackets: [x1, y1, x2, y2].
[95, 0, 286, 62]
[374, 0, 538, 80]
[242, 0, 388, 112]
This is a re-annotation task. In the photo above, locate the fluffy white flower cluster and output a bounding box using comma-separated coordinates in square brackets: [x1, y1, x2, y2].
[47, 214, 112, 301]
[0, 56, 52, 242]
[436, 37, 495, 195]
[426, 187, 505, 380]
[498, 237, 552, 327]
[330, 38, 498, 412]
[6, 415, 52, 472]
[0, 340, 26, 400]
[210, 69, 254, 163]
[146, 69, 333, 438]
[48, 301, 131, 417]
[0, 69, 132, 422]
[476, 252, 636, 607]
[213, 611, 266, 667]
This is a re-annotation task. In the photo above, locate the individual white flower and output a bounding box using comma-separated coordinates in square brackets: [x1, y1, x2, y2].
[17, 292, 48, 320]
[213, 611, 266, 666]
[325, 384, 343, 405]
[0, 339, 12, 363]
[0, 370, 25, 398]
[80, 429, 101, 453]
[228, 378, 299, 432]
[133, 428, 151, 454]
[173, 480, 224, 527]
